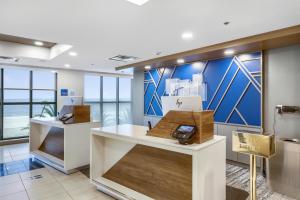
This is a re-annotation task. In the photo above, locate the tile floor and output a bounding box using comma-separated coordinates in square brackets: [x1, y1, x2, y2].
[0, 143, 296, 200]
[0, 143, 114, 200]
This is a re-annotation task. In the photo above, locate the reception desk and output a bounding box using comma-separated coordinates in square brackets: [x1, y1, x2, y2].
[30, 117, 99, 174]
[90, 124, 226, 200]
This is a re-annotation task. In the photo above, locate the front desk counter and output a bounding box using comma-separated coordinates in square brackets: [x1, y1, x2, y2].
[30, 117, 99, 174]
[90, 124, 226, 200]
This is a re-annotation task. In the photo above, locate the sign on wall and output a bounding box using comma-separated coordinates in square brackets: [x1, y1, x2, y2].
[144, 52, 262, 127]
[60, 89, 69, 96]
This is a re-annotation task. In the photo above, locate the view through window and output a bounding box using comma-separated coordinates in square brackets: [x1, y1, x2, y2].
[84, 74, 132, 126]
[0, 68, 57, 140]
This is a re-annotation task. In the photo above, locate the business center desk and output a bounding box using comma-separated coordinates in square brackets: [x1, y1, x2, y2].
[30, 117, 99, 174]
[90, 124, 226, 200]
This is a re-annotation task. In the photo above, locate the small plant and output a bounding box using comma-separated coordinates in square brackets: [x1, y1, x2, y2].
[35, 104, 56, 118]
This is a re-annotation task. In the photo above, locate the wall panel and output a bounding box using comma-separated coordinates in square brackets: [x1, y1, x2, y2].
[144, 52, 262, 127]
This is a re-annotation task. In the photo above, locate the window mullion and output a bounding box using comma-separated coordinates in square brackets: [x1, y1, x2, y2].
[30, 71, 33, 118]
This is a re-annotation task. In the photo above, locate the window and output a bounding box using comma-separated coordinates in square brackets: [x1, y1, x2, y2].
[103, 77, 117, 102]
[0, 68, 57, 140]
[84, 75, 132, 126]
[84, 75, 101, 122]
[32, 70, 56, 118]
[119, 77, 131, 101]
[118, 77, 132, 124]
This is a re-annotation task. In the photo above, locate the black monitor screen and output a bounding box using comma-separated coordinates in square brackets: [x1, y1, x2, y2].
[177, 125, 195, 133]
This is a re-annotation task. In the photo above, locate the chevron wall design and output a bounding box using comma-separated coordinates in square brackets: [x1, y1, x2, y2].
[144, 52, 262, 127]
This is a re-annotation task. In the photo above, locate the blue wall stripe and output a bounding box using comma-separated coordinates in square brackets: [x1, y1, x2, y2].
[214, 70, 250, 123]
[228, 110, 246, 125]
[144, 52, 262, 127]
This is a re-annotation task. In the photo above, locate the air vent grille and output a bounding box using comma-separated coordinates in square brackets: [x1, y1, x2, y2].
[109, 55, 139, 62]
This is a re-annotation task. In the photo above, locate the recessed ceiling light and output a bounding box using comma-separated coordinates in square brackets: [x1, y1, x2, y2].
[224, 49, 235, 55]
[181, 31, 194, 40]
[69, 51, 78, 56]
[64, 64, 71, 68]
[192, 62, 203, 69]
[126, 0, 150, 6]
[177, 59, 185, 64]
[34, 41, 44, 46]
[145, 65, 151, 70]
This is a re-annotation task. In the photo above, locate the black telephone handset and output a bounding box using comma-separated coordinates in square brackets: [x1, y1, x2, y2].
[58, 113, 74, 124]
[171, 125, 197, 145]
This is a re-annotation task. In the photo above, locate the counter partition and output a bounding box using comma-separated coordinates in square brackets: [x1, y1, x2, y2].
[90, 124, 226, 200]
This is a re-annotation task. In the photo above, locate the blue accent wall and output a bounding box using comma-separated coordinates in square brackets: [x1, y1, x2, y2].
[144, 52, 262, 127]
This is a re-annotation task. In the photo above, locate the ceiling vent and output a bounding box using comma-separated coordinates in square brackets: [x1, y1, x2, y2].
[109, 55, 139, 62]
[0, 56, 19, 62]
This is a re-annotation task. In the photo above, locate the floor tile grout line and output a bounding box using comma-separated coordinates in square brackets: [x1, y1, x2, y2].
[18, 172, 30, 200]
[44, 166, 75, 200]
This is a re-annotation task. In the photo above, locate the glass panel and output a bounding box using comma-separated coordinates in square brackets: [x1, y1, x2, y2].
[4, 68, 30, 89]
[119, 103, 132, 124]
[33, 71, 56, 89]
[84, 75, 100, 102]
[3, 105, 30, 138]
[4, 90, 30, 102]
[32, 104, 56, 118]
[86, 102, 101, 122]
[103, 76, 116, 102]
[32, 90, 55, 102]
[103, 103, 117, 126]
[119, 78, 132, 101]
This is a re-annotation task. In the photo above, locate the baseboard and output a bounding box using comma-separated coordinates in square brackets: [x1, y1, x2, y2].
[0, 138, 29, 146]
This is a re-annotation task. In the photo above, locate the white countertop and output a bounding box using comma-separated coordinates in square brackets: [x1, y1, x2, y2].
[31, 117, 97, 128]
[91, 124, 226, 154]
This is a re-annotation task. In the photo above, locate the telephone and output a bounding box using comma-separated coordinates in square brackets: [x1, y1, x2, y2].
[58, 113, 74, 124]
[171, 125, 197, 145]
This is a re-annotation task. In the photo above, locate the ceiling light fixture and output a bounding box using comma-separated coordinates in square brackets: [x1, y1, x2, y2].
[177, 59, 185, 64]
[145, 65, 151, 70]
[69, 51, 78, 56]
[224, 49, 235, 55]
[181, 31, 194, 40]
[64, 64, 71, 68]
[192, 62, 203, 69]
[34, 41, 44, 46]
[126, 0, 150, 6]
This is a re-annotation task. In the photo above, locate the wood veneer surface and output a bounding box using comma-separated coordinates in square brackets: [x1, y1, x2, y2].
[147, 110, 214, 144]
[39, 127, 64, 160]
[103, 144, 192, 200]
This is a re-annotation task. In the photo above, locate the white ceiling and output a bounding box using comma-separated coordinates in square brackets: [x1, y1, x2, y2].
[0, 0, 299, 74]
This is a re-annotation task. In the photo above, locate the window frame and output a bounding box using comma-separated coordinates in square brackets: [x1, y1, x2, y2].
[0, 68, 57, 140]
[84, 75, 132, 126]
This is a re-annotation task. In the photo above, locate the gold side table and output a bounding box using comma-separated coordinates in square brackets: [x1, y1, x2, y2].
[232, 130, 276, 200]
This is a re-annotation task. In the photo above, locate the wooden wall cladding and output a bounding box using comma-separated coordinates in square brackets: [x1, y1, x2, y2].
[39, 127, 64, 160]
[58, 105, 90, 124]
[103, 144, 192, 200]
[147, 110, 214, 144]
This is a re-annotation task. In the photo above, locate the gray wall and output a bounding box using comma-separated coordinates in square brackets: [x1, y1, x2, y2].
[132, 70, 145, 125]
[264, 44, 300, 139]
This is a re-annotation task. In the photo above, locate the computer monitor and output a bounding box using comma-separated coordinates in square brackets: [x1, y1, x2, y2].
[161, 96, 203, 116]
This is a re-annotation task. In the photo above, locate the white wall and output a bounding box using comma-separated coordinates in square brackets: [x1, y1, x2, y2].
[56, 69, 85, 111]
[264, 44, 300, 139]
